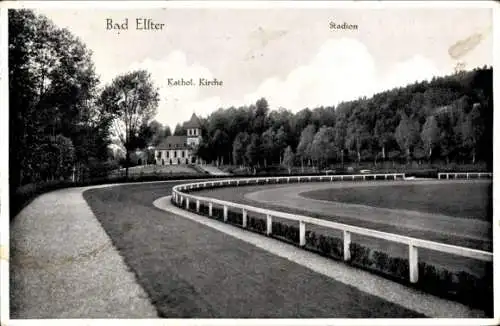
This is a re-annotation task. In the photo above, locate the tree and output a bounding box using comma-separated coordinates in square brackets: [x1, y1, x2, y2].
[346, 123, 370, 163]
[245, 133, 260, 173]
[100, 70, 159, 178]
[253, 98, 269, 134]
[9, 9, 106, 186]
[310, 126, 336, 169]
[164, 125, 172, 137]
[282, 146, 294, 174]
[296, 124, 316, 171]
[232, 132, 250, 166]
[173, 123, 185, 136]
[212, 129, 230, 165]
[274, 126, 288, 164]
[147, 120, 166, 146]
[461, 103, 484, 163]
[395, 113, 420, 162]
[260, 127, 276, 167]
[420, 115, 440, 160]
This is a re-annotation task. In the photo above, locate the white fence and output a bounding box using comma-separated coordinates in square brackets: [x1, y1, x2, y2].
[438, 172, 492, 180]
[171, 173, 492, 284]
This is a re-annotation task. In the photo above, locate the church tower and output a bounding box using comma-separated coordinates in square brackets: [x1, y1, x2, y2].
[185, 113, 202, 147]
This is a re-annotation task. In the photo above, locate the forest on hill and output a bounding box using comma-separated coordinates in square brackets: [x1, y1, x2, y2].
[182, 67, 492, 172]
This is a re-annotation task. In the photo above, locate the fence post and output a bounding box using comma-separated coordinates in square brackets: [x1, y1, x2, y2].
[409, 243, 419, 283]
[242, 208, 247, 228]
[343, 230, 351, 261]
[196, 200, 200, 212]
[287, 177, 290, 183]
[223, 205, 228, 222]
[209, 202, 213, 217]
[186, 198, 190, 209]
[299, 221, 306, 247]
[266, 214, 272, 235]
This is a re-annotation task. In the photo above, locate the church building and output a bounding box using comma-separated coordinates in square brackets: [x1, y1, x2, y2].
[155, 113, 202, 165]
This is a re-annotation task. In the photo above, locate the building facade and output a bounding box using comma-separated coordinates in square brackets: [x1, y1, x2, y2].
[155, 113, 202, 165]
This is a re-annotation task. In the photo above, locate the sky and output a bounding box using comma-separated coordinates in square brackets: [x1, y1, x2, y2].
[35, 6, 493, 130]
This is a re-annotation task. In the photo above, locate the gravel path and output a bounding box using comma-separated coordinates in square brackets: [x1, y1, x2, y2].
[154, 196, 487, 318]
[10, 187, 158, 318]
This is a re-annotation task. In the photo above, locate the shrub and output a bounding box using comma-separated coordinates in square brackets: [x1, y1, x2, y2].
[372, 251, 389, 272]
[350, 243, 372, 267]
[227, 210, 243, 225]
[248, 216, 266, 233]
[272, 222, 300, 243]
[388, 257, 409, 280]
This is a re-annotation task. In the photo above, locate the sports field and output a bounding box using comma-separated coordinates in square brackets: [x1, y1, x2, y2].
[301, 181, 491, 221]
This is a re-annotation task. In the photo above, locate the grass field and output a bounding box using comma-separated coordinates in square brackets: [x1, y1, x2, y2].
[110, 164, 200, 177]
[301, 182, 492, 221]
[82, 183, 423, 317]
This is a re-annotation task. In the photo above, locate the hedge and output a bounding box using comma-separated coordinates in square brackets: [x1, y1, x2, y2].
[173, 197, 493, 315]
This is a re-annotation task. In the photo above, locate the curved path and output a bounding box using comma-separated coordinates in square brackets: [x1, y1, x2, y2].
[9, 180, 490, 318]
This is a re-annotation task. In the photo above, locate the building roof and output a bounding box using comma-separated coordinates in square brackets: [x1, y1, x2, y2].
[157, 135, 191, 150]
[184, 113, 201, 129]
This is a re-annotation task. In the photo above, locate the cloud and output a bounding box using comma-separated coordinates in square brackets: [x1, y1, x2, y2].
[241, 38, 449, 112]
[126, 39, 450, 130]
[242, 38, 378, 110]
[380, 55, 446, 90]
[126, 50, 218, 130]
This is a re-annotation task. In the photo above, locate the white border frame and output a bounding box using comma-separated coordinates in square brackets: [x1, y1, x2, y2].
[0, 1, 498, 325]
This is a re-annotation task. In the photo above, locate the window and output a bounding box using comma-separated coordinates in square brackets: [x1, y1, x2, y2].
[168, 144, 171, 148]
[157, 151, 162, 158]
[182, 150, 185, 158]
[174, 151, 177, 158]
[166, 151, 169, 158]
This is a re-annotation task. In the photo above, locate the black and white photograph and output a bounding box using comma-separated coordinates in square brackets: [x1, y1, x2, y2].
[1, 1, 498, 324]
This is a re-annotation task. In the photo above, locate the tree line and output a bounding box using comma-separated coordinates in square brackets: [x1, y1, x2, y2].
[184, 67, 492, 172]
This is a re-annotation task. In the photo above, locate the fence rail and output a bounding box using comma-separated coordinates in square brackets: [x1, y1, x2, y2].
[437, 172, 492, 180]
[171, 173, 493, 284]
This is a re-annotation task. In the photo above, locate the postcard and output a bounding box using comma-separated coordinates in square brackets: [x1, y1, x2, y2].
[1, 1, 498, 325]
